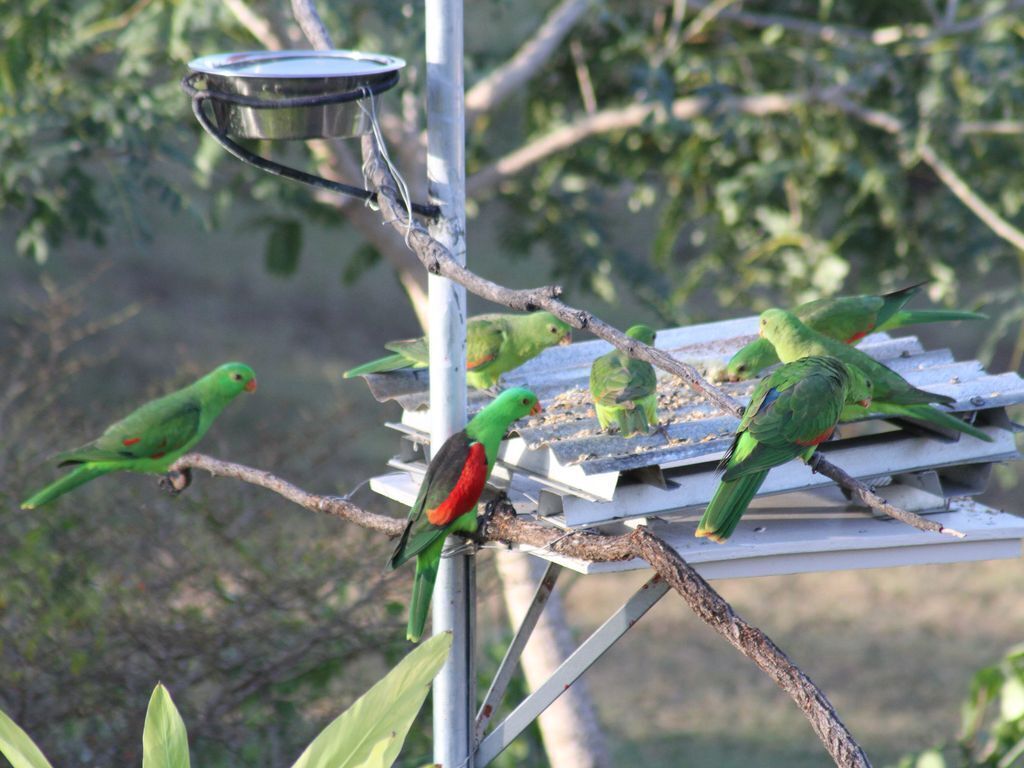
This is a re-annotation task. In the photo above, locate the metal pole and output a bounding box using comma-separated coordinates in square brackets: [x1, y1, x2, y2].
[425, 0, 472, 765]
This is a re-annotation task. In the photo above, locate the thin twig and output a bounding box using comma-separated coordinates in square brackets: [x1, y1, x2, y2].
[465, 0, 593, 122]
[810, 455, 965, 538]
[169, 453, 405, 536]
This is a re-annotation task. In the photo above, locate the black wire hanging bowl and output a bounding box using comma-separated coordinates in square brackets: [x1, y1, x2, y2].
[182, 50, 438, 218]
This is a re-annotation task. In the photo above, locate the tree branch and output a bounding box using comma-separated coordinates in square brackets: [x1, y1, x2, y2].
[467, 89, 822, 196]
[169, 453, 404, 536]
[682, 0, 1024, 47]
[163, 453, 871, 766]
[821, 95, 1024, 254]
[465, 0, 593, 122]
[363, 131, 744, 416]
[810, 455, 964, 538]
[223, 0, 285, 49]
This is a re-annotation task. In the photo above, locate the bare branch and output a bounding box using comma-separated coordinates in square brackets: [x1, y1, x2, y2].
[169, 453, 405, 536]
[917, 143, 1024, 253]
[161, 451, 872, 766]
[957, 120, 1024, 137]
[810, 455, 964, 538]
[683, 0, 1024, 46]
[465, 0, 593, 122]
[223, 0, 285, 49]
[821, 95, 1024, 254]
[363, 132, 744, 416]
[680, 0, 740, 43]
[629, 526, 870, 768]
[290, 0, 333, 48]
[467, 89, 821, 197]
[569, 39, 597, 115]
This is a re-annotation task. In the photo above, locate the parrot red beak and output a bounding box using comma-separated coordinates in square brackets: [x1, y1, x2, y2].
[858, 397, 871, 408]
[559, 333, 572, 346]
[530, 401, 543, 416]
[245, 378, 258, 393]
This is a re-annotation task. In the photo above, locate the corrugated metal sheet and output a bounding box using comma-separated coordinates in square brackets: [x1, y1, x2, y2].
[365, 315, 1024, 528]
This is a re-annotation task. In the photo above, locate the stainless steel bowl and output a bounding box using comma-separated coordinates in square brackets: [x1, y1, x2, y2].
[187, 50, 406, 140]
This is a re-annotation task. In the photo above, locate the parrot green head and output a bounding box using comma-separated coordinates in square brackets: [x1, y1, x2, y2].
[625, 324, 656, 345]
[201, 362, 258, 399]
[844, 363, 874, 408]
[725, 339, 775, 381]
[485, 386, 543, 421]
[528, 312, 573, 347]
[758, 308, 801, 346]
[467, 387, 542, 455]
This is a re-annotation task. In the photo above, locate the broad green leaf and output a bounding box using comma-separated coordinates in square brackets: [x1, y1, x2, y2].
[915, 748, 946, 768]
[142, 683, 191, 768]
[0, 707, 54, 768]
[1001, 675, 1024, 722]
[289, 630, 453, 768]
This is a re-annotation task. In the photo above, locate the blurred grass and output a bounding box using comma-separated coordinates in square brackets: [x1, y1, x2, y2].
[2, 202, 1022, 766]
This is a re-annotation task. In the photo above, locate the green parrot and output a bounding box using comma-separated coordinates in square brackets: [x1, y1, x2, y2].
[696, 356, 873, 542]
[344, 312, 572, 390]
[759, 309, 993, 442]
[589, 324, 659, 436]
[389, 387, 542, 642]
[727, 283, 986, 380]
[21, 362, 257, 509]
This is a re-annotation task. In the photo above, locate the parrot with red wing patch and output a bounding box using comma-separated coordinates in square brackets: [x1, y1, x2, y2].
[696, 356, 873, 543]
[21, 362, 256, 509]
[390, 387, 541, 642]
[727, 283, 985, 380]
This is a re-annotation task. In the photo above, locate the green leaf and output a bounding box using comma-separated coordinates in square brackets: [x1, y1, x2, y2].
[915, 748, 946, 768]
[0, 706, 54, 768]
[265, 219, 303, 276]
[289, 630, 453, 768]
[142, 683, 191, 768]
[1001, 675, 1024, 722]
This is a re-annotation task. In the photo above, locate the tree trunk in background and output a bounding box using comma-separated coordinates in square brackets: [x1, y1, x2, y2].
[494, 550, 611, 768]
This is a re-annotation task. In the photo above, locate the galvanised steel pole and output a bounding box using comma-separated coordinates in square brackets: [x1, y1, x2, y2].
[425, 0, 474, 764]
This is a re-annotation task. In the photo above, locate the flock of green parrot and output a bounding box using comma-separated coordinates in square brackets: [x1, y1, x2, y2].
[20, 288, 993, 642]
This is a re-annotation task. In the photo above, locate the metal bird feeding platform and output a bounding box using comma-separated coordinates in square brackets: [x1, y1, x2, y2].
[368, 314, 1024, 569]
[366, 315, 1024, 765]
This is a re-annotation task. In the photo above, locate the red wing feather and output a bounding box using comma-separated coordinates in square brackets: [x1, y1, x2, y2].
[425, 442, 488, 526]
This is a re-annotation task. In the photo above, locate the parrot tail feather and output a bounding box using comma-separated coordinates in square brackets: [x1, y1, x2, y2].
[696, 469, 769, 543]
[343, 353, 414, 378]
[21, 465, 110, 509]
[890, 404, 994, 443]
[407, 555, 440, 643]
[885, 309, 987, 330]
[616, 406, 650, 437]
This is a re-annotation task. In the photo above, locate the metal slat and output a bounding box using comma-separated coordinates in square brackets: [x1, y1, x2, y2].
[475, 575, 670, 767]
[516, 497, 1024, 575]
[475, 561, 563, 743]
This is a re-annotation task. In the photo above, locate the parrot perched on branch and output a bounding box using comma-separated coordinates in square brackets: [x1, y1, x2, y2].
[696, 356, 873, 543]
[344, 311, 572, 390]
[589, 324, 659, 436]
[727, 283, 985, 380]
[758, 309, 993, 443]
[389, 387, 542, 642]
[21, 362, 257, 509]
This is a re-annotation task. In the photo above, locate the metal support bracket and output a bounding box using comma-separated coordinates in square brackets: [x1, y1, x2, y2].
[475, 574, 670, 767]
[475, 561, 563, 741]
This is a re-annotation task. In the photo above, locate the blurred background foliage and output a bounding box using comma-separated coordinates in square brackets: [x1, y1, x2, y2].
[2, 0, 1024, 766]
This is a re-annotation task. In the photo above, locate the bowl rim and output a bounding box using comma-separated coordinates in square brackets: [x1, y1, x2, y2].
[187, 49, 407, 79]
